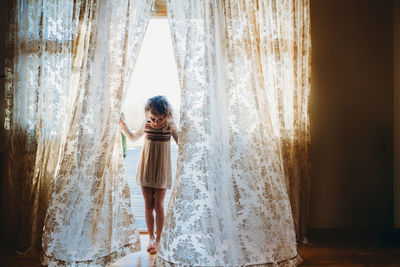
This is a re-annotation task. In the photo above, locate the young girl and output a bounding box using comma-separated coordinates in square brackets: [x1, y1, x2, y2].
[119, 95, 178, 254]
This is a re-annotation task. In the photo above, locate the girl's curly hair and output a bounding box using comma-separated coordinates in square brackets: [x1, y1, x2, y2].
[145, 95, 173, 120]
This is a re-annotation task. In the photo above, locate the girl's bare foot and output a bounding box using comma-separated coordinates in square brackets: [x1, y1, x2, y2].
[149, 246, 157, 254]
[150, 239, 160, 254]
[147, 236, 155, 252]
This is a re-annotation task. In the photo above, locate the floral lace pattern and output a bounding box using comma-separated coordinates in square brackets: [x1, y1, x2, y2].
[41, 0, 154, 265]
[156, 0, 310, 266]
[4, 0, 77, 253]
[257, 0, 311, 243]
[4, 0, 310, 265]
[3, 0, 154, 265]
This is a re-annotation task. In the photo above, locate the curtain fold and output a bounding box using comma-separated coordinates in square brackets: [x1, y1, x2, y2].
[3, 0, 154, 265]
[41, 0, 154, 266]
[157, 0, 310, 266]
[258, 0, 311, 244]
[3, 0, 76, 253]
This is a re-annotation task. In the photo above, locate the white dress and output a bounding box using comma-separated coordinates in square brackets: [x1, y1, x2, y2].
[120, 119, 178, 189]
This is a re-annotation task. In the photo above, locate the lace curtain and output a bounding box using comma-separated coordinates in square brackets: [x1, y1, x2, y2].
[3, 0, 154, 265]
[156, 0, 310, 266]
[260, 0, 311, 244]
[3, 0, 76, 253]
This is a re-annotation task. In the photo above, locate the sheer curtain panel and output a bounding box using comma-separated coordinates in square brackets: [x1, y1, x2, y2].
[156, 0, 310, 266]
[260, 0, 311, 244]
[41, 0, 154, 266]
[3, 0, 155, 266]
[3, 0, 75, 253]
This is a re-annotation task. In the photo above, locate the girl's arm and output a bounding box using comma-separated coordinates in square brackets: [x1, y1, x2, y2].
[170, 121, 179, 145]
[119, 118, 145, 142]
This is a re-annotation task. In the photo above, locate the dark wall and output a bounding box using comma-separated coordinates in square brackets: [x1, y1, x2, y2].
[394, 0, 400, 228]
[310, 0, 394, 228]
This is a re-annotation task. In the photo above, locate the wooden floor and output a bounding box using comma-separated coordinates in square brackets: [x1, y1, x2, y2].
[1, 230, 400, 267]
[298, 229, 400, 266]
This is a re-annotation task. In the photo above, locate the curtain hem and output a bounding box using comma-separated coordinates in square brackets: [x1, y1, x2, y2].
[155, 254, 303, 267]
[40, 242, 141, 267]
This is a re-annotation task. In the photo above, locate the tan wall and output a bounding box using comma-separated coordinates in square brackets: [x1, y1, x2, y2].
[310, 0, 394, 229]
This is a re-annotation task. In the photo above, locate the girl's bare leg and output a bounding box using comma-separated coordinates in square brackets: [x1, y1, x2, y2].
[141, 186, 155, 251]
[152, 188, 167, 253]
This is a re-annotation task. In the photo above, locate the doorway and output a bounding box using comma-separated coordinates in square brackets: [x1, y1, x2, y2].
[121, 18, 180, 231]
